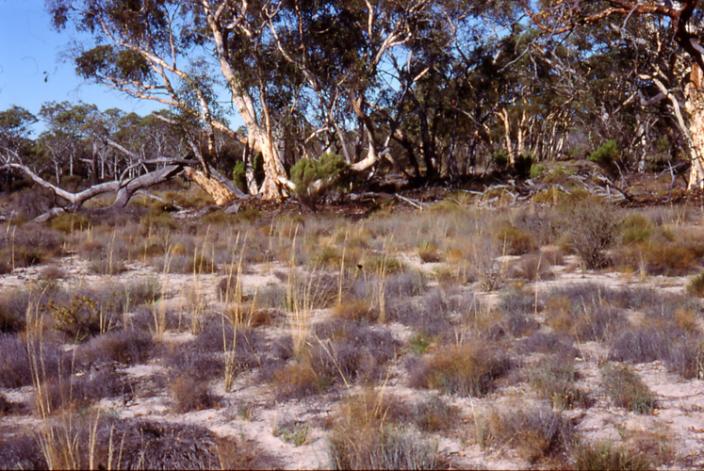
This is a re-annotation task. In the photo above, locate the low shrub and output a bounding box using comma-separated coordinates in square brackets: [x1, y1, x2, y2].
[76, 329, 153, 367]
[563, 202, 618, 269]
[312, 321, 398, 385]
[333, 299, 377, 322]
[0, 289, 31, 333]
[686, 272, 704, 297]
[614, 242, 698, 276]
[544, 287, 627, 342]
[513, 253, 554, 281]
[46, 416, 279, 469]
[527, 356, 590, 409]
[573, 441, 653, 471]
[169, 375, 219, 413]
[329, 391, 443, 470]
[291, 152, 348, 205]
[495, 223, 536, 255]
[413, 396, 460, 433]
[418, 242, 442, 263]
[476, 403, 574, 464]
[517, 332, 579, 357]
[608, 327, 704, 379]
[37, 369, 132, 414]
[601, 363, 656, 414]
[0, 334, 62, 388]
[0, 429, 46, 470]
[409, 343, 510, 396]
[619, 214, 653, 245]
[272, 360, 324, 400]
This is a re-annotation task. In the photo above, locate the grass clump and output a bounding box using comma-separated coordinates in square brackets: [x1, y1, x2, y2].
[601, 363, 656, 414]
[329, 391, 443, 470]
[417, 242, 442, 263]
[272, 360, 326, 400]
[333, 299, 376, 322]
[49, 212, 90, 233]
[573, 441, 653, 471]
[527, 356, 590, 409]
[475, 403, 574, 464]
[686, 272, 704, 297]
[169, 375, 219, 413]
[410, 343, 510, 396]
[495, 223, 536, 255]
[619, 214, 653, 245]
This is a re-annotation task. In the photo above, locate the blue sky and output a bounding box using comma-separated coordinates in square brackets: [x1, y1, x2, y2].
[0, 0, 161, 127]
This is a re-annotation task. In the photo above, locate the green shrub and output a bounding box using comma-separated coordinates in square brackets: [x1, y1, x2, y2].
[529, 163, 546, 179]
[589, 139, 619, 167]
[232, 161, 247, 193]
[290, 153, 347, 203]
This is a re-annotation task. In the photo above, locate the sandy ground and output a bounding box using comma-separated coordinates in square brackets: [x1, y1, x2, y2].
[2, 249, 704, 469]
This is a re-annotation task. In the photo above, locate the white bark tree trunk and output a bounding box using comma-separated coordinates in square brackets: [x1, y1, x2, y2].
[201, 1, 288, 201]
[686, 66, 704, 190]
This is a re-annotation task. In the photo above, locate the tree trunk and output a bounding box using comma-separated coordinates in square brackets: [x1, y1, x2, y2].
[686, 67, 704, 190]
[182, 167, 243, 206]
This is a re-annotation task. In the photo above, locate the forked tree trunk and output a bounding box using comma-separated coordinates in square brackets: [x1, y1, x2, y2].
[183, 167, 244, 206]
[686, 65, 704, 190]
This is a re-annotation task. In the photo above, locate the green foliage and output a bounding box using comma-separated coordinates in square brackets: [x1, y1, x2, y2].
[76, 45, 150, 82]
[232, 161, 247, 193]
[529, 163, 546, 179]
[252, 153, 265, 187]
[290, 153, 348, 202]
[589, 139, 619, 167]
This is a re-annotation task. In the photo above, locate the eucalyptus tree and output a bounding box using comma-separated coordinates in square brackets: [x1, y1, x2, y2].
[529, 0, 704, 188]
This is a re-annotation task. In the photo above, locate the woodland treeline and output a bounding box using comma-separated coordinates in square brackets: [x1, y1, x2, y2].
[1, 1, 704, 209]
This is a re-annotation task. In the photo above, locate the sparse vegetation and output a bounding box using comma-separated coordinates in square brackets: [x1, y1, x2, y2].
[328, 391, 443, 470]
[601, 363, 657, 414]
[573, 441, 653, 471]
[1, 191, 704, 470]
[475, 403, 574, 464]
[7, 2, 704, 468]
[409, 343, 511, 396]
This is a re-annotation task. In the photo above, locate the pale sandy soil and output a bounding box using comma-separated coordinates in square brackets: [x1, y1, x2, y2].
[2, 248, 704, 469]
